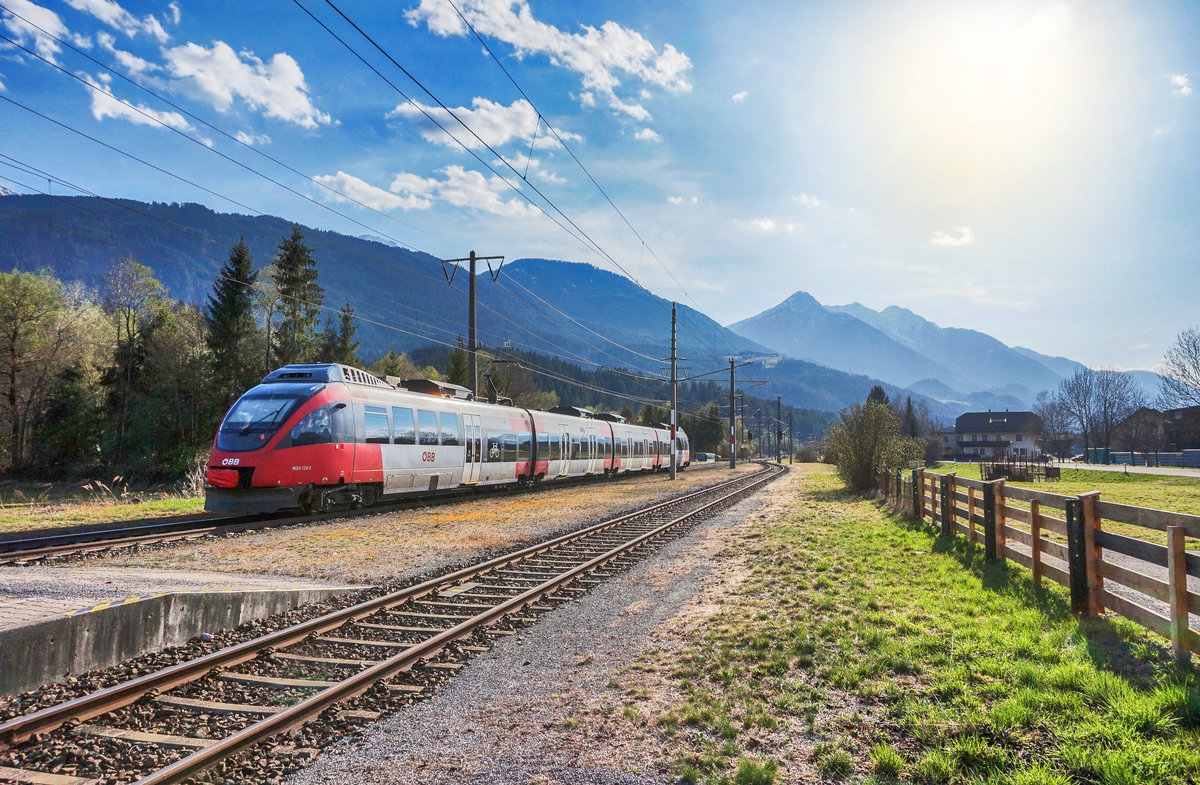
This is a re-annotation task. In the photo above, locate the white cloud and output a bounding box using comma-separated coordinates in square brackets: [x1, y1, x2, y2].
[731, 90, 747, 103]
[167, 2, 181, 25]
[313, 171, 432, 211]
[83, 71, 193, 131]
[406, 0, 692, 120]
[163, 41, 332, 129]
[1170, 73, 1192, 96]
[316, 166, 538, 219]
[795, 192, 823, 207]
[65, 0, 169, 42]
[391, 96, 579, 150]
[432, 165, 539, 218]
[95, 31, 157, 76]
[235, 130, 270, 146]
[634, 127, 661, 142]
[667, 195, 698, 205]
[2, 0, 70, 64]
[735, 217, 777, 233]
[929, 226, 975, 247]
[0, 73, 6, 92]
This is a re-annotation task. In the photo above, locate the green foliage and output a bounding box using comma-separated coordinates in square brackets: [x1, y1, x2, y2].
[369, 349, 442, 382]
[269, 226, 323, 366]
[319, 302, 361, 367]
[867, 384, 891, 407]
[447, 339, 469, 388]
[825, 401, 924, 490]
[204, 237, 262, 407]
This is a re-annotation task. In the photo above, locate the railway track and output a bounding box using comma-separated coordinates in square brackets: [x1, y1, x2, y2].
[0, 463, 783, 785]
[0, 465, 718, 566]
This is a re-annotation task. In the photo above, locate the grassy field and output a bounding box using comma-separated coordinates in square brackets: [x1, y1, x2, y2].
[645, 465, 1199, 783]
[930, 463, 1200, 517]
[0, 496, 205, 533]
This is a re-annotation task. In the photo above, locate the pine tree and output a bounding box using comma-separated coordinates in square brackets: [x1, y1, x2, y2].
[321, 303, 360, 366]
[903, 396, 920, 437]
[270, 226, 323, 366]
[867, 385, 891, 407]
[447, 336, 468, 387]
[205, 237, 261, 406]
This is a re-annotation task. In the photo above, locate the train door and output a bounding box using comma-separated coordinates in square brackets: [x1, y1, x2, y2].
[558, 428, 570, 476]
[463, 413, 482, 484]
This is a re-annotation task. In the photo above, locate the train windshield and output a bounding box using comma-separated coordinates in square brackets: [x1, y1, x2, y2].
[216, 384, 322, 452]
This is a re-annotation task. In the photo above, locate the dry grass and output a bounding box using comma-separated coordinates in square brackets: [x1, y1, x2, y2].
[93, 465, 760, 584]
[0, 496, 205, 533]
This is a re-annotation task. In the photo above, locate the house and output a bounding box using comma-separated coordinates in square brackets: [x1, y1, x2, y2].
[1164, 405, 1200, 451]
[1114, 406, 1165, 453]
[954, 411, 1043, 459]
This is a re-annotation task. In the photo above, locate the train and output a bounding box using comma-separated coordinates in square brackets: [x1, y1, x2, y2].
[204, 363, 690, 513]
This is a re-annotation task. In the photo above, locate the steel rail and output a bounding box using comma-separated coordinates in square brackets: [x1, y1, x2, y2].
[134, 464, 784, 785]
[0, 466, 767, 747]
[0, 464, 720, 562]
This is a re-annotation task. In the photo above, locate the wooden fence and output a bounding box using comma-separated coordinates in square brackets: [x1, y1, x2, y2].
[875, 468, 1200, 658]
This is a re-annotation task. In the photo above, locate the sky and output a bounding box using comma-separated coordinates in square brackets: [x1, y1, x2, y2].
[1, 0, 1198, 373]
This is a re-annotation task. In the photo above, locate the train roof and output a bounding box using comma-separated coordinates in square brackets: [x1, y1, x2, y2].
[262, 364, 392, 389]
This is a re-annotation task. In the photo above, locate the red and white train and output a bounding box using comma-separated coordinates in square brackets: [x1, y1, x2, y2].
[204, 363, 690, 513]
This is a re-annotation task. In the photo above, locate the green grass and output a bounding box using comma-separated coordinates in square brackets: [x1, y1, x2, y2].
[661, 464, 1200, 784]
[931, 462, 1200, 517]
[0, 496, 205, 532]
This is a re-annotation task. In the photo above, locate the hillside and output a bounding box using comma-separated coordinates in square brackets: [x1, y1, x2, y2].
[0, 194, 926, 416]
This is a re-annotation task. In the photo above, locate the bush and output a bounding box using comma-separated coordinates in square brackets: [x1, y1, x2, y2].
[824, 402, 924, 490]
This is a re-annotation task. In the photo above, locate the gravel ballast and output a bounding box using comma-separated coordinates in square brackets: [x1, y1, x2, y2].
[285, 485, 768, 785]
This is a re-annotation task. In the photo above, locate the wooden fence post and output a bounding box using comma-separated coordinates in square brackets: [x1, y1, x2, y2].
[1168, 525, 1189, 657]
[1029, 498, 1042, 587]
[896, 469, 903, 512]
[947, 472, 957, 533]
[1065, 497, 1091, 616]
[911, 469, 920, 518]
[994, 479, 1007, 562]
[939, 475, 951, 536]
[918, 468, 927, 522]
[982, 481, 997, 562]
[967, 486, 977, 545]
[1080, 491, 1103, 615]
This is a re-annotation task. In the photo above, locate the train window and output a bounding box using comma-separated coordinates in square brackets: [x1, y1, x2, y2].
[504, 433, 518, 461]
[518, 432, 531, 461]
[216, 387, 317, 452]
[417, 410, 439, 445]
[486, 433, 503, 462]
[439, 412, 461, 446]
[289, 405, 333, 447]
[392, 407, 416, 445]
[536, 431, 548, 460]
[364, 406, 389, 444]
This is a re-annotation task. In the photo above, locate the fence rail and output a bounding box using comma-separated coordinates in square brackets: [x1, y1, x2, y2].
[875, 467, 1200, 657]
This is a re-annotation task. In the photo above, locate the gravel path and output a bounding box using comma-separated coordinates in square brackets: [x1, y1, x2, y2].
[285, 485, 767, 785]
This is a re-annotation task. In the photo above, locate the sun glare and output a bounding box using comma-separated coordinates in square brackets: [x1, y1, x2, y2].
[853, 1, 1100, 210]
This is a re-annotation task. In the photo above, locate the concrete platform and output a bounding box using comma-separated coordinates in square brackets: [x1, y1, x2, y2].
[0, 567, 366, 697]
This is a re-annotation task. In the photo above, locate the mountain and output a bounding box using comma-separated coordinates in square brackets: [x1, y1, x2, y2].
[728, 292, 957, 387]
[827, 302, 1062, 396]
[0, 194, 918, 415]
[1012, 346, 1082, 378]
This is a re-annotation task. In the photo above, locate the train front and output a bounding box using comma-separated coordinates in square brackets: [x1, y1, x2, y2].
[204, 368, 353, 513]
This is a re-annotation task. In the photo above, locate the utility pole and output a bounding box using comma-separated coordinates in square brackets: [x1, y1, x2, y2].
[789, 410, 794, 464]
[776, 395, 782, 463]
[441, 250, 504, 398]
[670, 302, 678, 481]
[728, 358, 736, 470]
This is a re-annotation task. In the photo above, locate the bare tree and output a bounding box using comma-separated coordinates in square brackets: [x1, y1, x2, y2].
[1159, 326, 1200, 408]
[1057, 369, 1096, 456]
[1093, 369, 1145, 454]
[1033, 390, 1073, 459]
